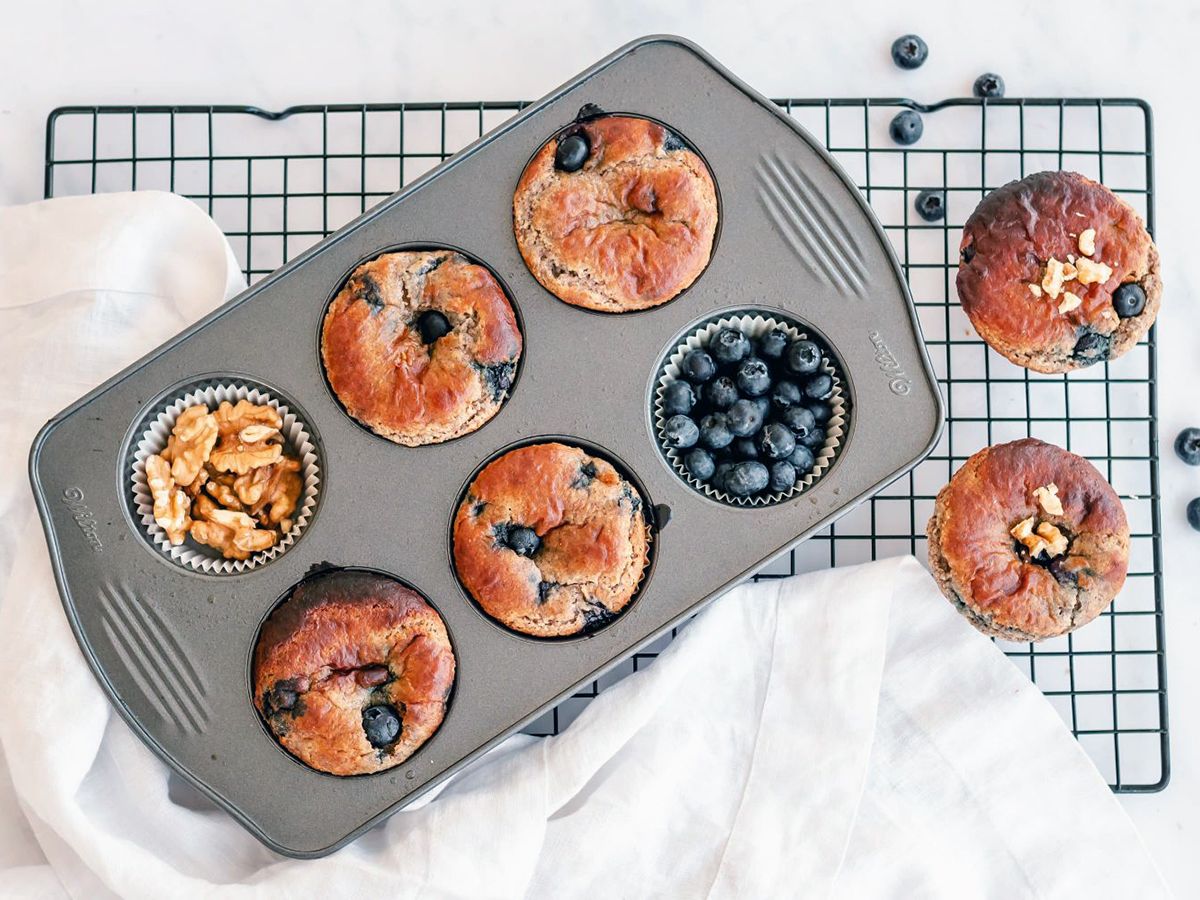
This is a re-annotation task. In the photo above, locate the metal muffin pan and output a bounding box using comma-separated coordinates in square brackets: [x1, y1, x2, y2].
[29, 35, 943, 857]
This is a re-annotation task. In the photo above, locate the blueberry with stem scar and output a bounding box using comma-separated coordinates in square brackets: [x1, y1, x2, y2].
[710, 328, 751, 366]
[681, 349, 717, 383]
[1112, 283, 1146, 319]
[736, 358, 772, 397]
[759, 422, 796, 460]
[362, 704, 401, 748]
[662, 415, 700, 449]
[705, 376, 739, 410]
[891, 34, 928, 70]
[1175, 427, 1200, 465]
[505, 526, 540, 557]
[699, 413, 734, 450]
[915, 189, 946, 222]
[889, 110, 924, 145]
[787, 340, 821, 376]
[727, 398, 764, 437]
[973, 73, 1005, 98]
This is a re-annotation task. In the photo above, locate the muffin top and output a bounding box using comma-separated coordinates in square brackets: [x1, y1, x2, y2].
[321, 249, 522, 445]
[452, 442, 651, 637]
[513, 114, 718, 312]
[956, 171, 1160, 373]
[927, 438, 1129, 642]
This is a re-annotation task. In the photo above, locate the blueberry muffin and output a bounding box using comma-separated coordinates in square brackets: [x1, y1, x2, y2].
[453, 442, 651, 637]
[926, 439, 1129, 642]
[513, 113, 718, 312]
[321, 249, 522, 445]
[253, 570, 455, 776]
[957, 171, 1161, 373]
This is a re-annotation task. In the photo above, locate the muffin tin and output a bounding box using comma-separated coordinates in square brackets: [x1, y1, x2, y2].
[29, 35, 943, 857]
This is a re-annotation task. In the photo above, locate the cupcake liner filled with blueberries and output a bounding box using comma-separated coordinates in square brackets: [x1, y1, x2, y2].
[653, 312, 847, 506]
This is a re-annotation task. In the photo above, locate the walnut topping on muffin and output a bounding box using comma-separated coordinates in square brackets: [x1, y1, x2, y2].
[1033, 483, 1064, 516]
[1011, 516, 1069, 559]
[1078, 228, 1096, 256]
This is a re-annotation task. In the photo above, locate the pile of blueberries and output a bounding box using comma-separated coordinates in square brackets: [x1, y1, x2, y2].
[659, 325, 837, 500]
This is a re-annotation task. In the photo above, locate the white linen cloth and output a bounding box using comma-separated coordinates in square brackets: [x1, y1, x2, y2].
[0, 192, 1168, 899]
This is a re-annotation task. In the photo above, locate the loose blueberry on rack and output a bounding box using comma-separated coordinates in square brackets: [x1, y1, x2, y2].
[684, 447, 716, 481]
[779, 405, 817, 441]
[725, 461, 770, 497]
[736, 358, 772, 397]
[362, 704, 401, 748]
[727, 398, 765, 437]
[771, 380, 803, 410]
[757, 328, 790, 361]
[705, 376, 739, 410]
[889, 110, 924, 145]
[804, 373, 834, 400]
[416, 310, 452, 344]
[759, 422, 797, 460]
[711, 327, 752, 365]
[699, 413, 734, 450]
[915, 189, 946, 222]
[732, 437, 759, 460]
[769, 460, 797, 494]
[973, 73, 1005, 99]
[890, 34, 928, 70]
[1175, 427, 1200, 465]
[554, 131, 591, 172]
[805, 400, 833, 426]
[662, 380, 696, 416]
[1112, 283, 1147, 319]
[786, 339, 821, 376]
[505, 526, 541, 557]
[788, 444, 816, 474]
[662, 414, 700, 449]
[1189, 498, 1200, 532]
[681, 348, 717, 382]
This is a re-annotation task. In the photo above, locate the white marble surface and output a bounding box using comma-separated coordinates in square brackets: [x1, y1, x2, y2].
[2, 0, 1197, 891]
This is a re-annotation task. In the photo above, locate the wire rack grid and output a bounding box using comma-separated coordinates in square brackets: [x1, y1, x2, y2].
[43, 95, 1168, 791]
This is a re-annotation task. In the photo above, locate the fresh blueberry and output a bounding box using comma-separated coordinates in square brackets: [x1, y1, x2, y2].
[736, 358, 772, 397]
[662, 380, 696, 416]
[753, 396, 772, 420]
[662, 414, 700, 449]
[786, 339, 821, 375]
[362, 704, 401, 748]
[681, 349, 717, 383]
[705, 376, 739, 410]
[732, 437, 759, 460]
[712, 461, 735, 490]
[799, 426, 826, 449]
[889, 110, 924, 145]
[769, 460, 797, 494]
[699, 413, 734, 450]
[726, 398, 765, 437]
[1189, 498, 1200, 532]
[1113, 283, 1146, 318]
[505, 526, 541, 557]
[554, 132, 590, 172]
[788, 444, 816, 474]
[973, 73, 1005, 98]
[1073, 331, 1111, 363]
[725, 461, 770, 497]
[804, 401, 833, 426]
[804, 373, 834, 400]
[757, 329, 789, 361]
[1175, 428, 1200, 465]
[416, 310, 452, 344]
[684, 448, 716, 481]
[710, 328, 751, 366]
[891, 34, 928, 70]
[779, 404, 816, 439]
[758, 422, 797, 460]
[915, 189, 946, 222]
[771, 380, 803, 410]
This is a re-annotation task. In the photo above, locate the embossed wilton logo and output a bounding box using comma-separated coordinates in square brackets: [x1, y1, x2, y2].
[868, 331, 912, 396]
[62, 487, 104, 553]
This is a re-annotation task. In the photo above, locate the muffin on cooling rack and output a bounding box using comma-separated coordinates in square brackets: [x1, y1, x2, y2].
[452, 442, 651, 637]
[253, 569, 455, 776]
[321, 249, 522, 445]
[957, 171, 1160, 373]
[926, 438, 1129, 642]
[513, 112, 718, 312]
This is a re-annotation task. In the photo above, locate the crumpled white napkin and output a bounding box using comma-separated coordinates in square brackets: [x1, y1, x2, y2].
[0, 192, 1169, 899]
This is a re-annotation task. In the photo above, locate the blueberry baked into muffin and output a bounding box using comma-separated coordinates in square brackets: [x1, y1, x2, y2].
[957, 171, 1161, 373]
[321, 249, 522, 445]
[452, 442, 651, 637]
[926, 438, 1129, 642]
[253, 570, 455, 776]
[513, 112, 719, 312]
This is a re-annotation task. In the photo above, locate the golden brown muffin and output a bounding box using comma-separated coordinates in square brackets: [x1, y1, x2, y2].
[321, 249, 522, 445]
[253, 570, 455, 776]
[453, 442, 651, 637]
[926, 439, 1129, 642]
[513, 114, 718, 312]
[957, 171, 1160, 373]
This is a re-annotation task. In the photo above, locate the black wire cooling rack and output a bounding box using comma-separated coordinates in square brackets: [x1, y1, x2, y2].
[43, 95, 1168, 791]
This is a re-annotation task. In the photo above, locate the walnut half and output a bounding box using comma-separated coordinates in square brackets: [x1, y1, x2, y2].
[146, 454, 191, 545]
[1011, 516, 1069, 560]
[191, 507, 278, 560]
[209, 400, 284, 474]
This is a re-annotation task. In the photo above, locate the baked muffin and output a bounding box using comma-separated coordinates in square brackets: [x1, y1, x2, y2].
[453, 442, 651, 637]
[321, 249, 522, 445]
[926, 438, 1129, 642]
[253, 570, 455, 776]
[957, 171, 1161, 373]
[513, 114, 718, 312]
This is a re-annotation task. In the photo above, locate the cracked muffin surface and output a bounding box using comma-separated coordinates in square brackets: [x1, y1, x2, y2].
[321, 249, 522, 445]
[453, 442, 651, 637]
[956, 171, 1161, 373]
[513, 114, 718, 312]
[252, 570, 455, 776]
[926, 438, 1129, 642]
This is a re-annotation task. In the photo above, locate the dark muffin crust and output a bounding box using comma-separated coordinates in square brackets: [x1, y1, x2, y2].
[926, 438, 1129, 642]
[513, 115, 718, 312]
[321, 249, 522, 445]
[452, 442, 651, 637]
[957, 171, 1161, 373]
[253, 570, 455, 776]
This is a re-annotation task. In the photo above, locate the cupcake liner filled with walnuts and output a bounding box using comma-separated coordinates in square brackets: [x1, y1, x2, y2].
[130, 382, 320, 574]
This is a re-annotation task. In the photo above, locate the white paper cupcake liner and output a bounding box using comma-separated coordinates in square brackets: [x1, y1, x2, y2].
[653, 313, 847, 507]
[130, 382, 321, 574]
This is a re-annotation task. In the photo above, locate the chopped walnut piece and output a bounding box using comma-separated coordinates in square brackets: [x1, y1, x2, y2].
[1028, 283, 1043, 298]
[165, 405, 218, 487]
[1078, 228, 1096, 257]
[1033, 483, 1064, 516]
[235, 457, 302, 524]
[205, 476, 245, 511]
[1040, 257, 1077, 300]
[1074, 256, 1113, 285]
[146, 454, 191, 545]
[209, 400, 283, 474]
[1011, 514, 1069, 560]
[190, 508, 278, 560]
[1036, 522, 1069, 557]
[1058, 291, 1082, 314]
